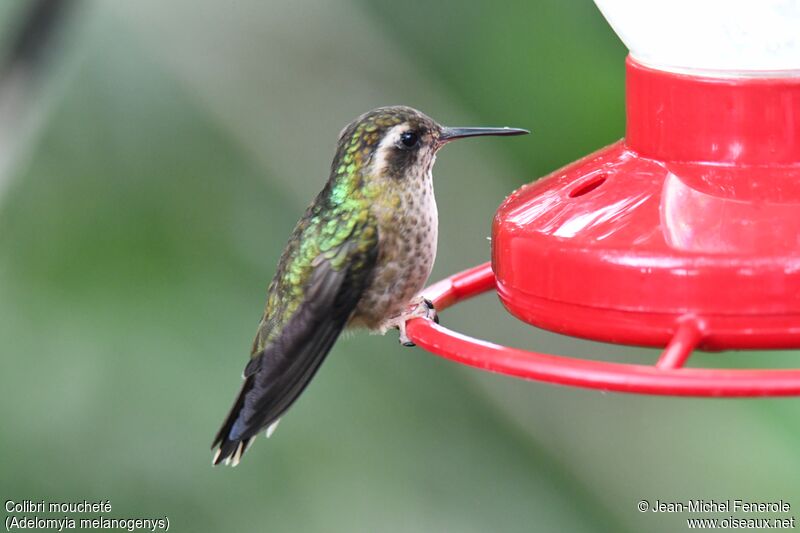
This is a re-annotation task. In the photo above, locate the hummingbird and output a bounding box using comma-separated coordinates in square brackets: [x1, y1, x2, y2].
[212, 106, 528, 466]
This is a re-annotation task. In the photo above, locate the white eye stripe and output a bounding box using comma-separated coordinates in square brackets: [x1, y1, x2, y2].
[380, 124, 408, 149]
[371, 125, 406, 176]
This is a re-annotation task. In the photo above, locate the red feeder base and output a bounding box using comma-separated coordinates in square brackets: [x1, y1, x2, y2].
[406, 263, 800, 397]
[406, 57, 800, 396]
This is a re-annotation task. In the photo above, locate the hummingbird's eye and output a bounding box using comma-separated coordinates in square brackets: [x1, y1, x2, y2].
[400, 131, 419, 148]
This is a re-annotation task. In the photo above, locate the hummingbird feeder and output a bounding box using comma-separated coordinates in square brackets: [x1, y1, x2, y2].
[406, 1, 800, 396]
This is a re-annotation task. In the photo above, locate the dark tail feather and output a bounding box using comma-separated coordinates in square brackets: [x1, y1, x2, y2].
[210, 246, 371, 467]
[210, 323, 340, 466]
[211, 375, 256, 466]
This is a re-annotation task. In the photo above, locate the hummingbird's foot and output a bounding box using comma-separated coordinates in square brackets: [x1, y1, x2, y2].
[381, 296, 439, 347]
[423, 298, 440, 325]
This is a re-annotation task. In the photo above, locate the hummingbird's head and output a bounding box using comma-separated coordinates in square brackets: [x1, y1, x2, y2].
[333, 106, 528, 185]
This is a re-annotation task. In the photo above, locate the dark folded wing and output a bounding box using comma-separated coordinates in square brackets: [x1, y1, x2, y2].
[212, 236, 377, 464]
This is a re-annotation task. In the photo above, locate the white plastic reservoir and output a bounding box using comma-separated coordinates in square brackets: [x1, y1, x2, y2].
[594, 0, 800, 75]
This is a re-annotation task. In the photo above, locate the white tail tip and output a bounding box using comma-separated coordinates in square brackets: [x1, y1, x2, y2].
[266, 419, 281, 438]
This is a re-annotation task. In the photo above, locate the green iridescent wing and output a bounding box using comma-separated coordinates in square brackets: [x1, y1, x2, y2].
[212, 215, 377, 465]
[255, 201, 378, 350]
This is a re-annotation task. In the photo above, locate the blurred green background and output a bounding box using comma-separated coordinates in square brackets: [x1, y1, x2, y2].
[0, 1, 798, 532]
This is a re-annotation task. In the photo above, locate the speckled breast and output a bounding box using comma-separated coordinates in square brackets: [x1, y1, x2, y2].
[353, 179, 438, 327]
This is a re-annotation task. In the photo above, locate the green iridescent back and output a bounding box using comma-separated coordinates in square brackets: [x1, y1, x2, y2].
[250, 108, 419, 353]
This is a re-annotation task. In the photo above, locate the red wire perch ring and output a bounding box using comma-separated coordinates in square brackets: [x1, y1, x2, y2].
[405, 263, 800, 397]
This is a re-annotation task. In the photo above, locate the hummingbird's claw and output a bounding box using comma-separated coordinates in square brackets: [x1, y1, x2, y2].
[398, 317, 415, 347]
[423, 298, 439, 324]
[380, 296, 439, 347]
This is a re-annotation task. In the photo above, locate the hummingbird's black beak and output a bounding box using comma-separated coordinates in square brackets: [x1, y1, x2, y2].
[439, 126, 530, 144]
